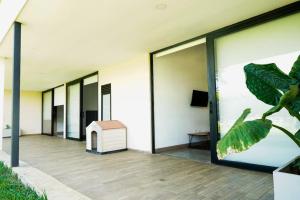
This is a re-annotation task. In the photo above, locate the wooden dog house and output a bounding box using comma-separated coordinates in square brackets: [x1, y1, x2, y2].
[86, 120, 127, 154]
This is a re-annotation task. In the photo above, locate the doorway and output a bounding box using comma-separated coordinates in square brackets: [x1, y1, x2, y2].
[53, 105, 64, 137]
[53, 85, 65, 137]
[66, 72, 98, 140]
[82, 77, 98, 139]
[42, 90, 53, 135]
[151, 38, 211, 163]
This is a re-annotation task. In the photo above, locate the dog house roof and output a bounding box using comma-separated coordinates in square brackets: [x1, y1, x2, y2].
[94, 120, 126, 130]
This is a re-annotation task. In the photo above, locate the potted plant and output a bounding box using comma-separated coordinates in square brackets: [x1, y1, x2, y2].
[3, 124, 11, 138]
[217, 56, 300, 200]
[2, 124, 21, 137]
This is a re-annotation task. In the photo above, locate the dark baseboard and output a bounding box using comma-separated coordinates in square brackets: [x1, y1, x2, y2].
[86, 148, 128, 155]
[156, 141, 211, 153]
[155, 143, 189, 153]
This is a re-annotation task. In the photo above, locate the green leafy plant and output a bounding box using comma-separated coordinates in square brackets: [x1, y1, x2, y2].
[217, 55, 300, 166]
[0, 161, 47, 200]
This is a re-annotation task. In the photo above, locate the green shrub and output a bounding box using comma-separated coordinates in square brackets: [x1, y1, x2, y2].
[0, 162, 47, 200]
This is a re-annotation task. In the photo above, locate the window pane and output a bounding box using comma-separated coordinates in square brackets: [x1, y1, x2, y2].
[43, 91, 52, 134]
[102, 94, 111, 120]
[67, 83, 80, 139]
[215, 13, 300, 167]
[54, 86, 64, 106]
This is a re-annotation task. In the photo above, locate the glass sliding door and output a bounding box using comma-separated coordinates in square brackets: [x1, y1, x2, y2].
[101, 84, 111, 120]
[42, 90, 53, 135]
[66, 81, 82, 139]
[215, 12, 300, 167]
[53, 86, 65, 137]
[82, 75, 98, 138]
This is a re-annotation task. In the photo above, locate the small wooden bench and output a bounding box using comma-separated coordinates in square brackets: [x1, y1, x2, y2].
[188, 132, 210, 148]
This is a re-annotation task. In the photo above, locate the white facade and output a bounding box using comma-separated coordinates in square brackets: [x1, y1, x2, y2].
[0, 59, 5, 150]
[98, 54, 152, 152]
[0, 55, 152, 152]
[0, 1, 299, 168]
[4, 90, 42, 135]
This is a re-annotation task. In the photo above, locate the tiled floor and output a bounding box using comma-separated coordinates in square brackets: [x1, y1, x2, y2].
[160, 148, 211, 163]
[3, 135, 273, 200]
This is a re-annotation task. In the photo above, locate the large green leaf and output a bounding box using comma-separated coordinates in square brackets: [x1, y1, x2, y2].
[286, 86, 300, 118]
[263, 84, 299, 119]
[289, 95, 300, 113]
[295, 130, 300, 142]
[289, 55, 300, 81]
[245, 63, 296, 92]
[245, 71, 282, 106]
[282, 84, 300, 120]
[217, 109, 272, 159]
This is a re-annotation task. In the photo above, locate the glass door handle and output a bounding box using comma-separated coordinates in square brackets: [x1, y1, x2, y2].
[209, 101, 213, 114]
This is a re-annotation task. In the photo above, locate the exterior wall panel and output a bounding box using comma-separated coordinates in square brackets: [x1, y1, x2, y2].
[98, 54, 152, 152]
[4, 90, 42, 135]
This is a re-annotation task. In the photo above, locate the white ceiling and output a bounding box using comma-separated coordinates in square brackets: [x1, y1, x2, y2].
[0, 0, 297, 91]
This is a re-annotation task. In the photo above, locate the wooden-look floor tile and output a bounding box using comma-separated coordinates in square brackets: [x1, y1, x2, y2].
[3, 136, 273, 200]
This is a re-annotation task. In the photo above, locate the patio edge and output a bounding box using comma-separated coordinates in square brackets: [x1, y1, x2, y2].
[0, 151, 91, 200]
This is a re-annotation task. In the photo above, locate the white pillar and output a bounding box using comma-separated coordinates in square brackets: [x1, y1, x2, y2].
[0, 58, 6, 150]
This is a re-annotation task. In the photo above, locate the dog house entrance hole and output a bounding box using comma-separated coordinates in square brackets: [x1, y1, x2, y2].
[92, 131, 97, 150]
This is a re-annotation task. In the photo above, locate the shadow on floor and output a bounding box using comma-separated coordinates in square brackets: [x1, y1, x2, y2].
[160, 148, 211, 163]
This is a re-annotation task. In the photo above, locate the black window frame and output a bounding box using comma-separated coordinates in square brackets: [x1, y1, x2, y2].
[149, 1, 300, 172]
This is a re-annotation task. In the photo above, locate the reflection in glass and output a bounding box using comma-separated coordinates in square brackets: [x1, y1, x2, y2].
[43, 91, 52, 134]
[67, 83, 80, 139]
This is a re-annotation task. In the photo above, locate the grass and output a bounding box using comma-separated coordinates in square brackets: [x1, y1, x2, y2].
[0, 161, 47, 200]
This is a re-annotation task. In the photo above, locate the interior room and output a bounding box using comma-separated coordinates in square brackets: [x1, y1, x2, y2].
[153, 39, 211, 163]
[53, 86, 64, 137]
[66, 74, 98, 140]
[82, 76, 98, 139]
[53, 105, 64, 137]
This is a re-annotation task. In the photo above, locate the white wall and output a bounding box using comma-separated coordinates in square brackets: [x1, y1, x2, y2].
[4, 90, 42, 135]
[215, 12, 300, 167]
[0, 59, 5, 149]
[153, 44, 209, 149]
[99, 54, 152, 152]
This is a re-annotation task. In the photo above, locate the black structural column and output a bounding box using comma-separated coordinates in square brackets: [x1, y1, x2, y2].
[11, 22, 21, 167]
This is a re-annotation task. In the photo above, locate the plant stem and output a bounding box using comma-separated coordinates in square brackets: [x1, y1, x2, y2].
[272, 124, 300, 147]
[285, 105, 300, 121]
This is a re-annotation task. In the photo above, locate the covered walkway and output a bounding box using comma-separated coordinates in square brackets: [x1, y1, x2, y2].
[4, 135, 273, 200]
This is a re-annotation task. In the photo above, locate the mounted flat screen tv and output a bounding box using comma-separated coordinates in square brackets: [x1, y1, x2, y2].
[190, 90, 208, 107]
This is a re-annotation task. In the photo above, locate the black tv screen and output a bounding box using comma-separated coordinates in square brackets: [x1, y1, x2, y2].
[191, 90, 208, 107]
